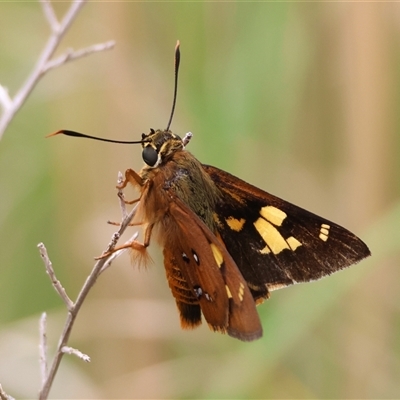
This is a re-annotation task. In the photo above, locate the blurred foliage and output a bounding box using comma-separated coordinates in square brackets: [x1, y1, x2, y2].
[0, 2, 399, 399]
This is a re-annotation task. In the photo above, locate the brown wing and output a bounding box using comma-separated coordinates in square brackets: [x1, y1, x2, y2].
[163, 248, 202, 329]
[164, 197, 262, 341]
[202, 165, 371, 303]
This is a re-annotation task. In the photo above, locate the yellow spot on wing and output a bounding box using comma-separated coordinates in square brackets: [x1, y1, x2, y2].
[210, 243, 224, 268]
[238, 282, 245, 302]
[225, 285, 232, 298]
[319, 224, 330, 242]
[286, 236, 302, 250]
[255, 217, 289, 254]
[227, 191, 245, 204]
[226, 216, 246, 232]
[213, 213, 221, 225]
[259, 245, 271, 254]
[254, 218, 302, 254]
[259, 206, 287, 226]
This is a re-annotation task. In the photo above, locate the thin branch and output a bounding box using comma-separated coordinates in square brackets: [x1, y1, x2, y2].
[0, 86, 12, 110]
[119, 202, 139, 233]
[38, 243, 73, 310]
[61, 346, 90, 362]
[43, 41, 116, 73]
[0, 0, 115, 139]
[0, 1, 121, 397]
[0, 385, 14, 400]
[40, 0, 59, 32]
[39, 260, 104, 400]
[39, 312, 48, 386]
[38, 195, 139, 400]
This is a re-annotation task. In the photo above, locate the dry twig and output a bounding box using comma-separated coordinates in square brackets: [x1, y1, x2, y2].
[0, 2, 116, 398]
[0, 384, 14, 400]
[38, 174, 138, 399]
[38, 246, 73, 310]
[61, 346, 91, 362]
[0, 0, 115, 139]
[39, 313, 48, 387]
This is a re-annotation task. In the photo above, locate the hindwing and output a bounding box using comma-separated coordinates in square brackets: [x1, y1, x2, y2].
[164, 197, 263, 341]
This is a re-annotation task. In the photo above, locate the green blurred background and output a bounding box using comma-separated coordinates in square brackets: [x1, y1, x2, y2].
[0, 2, 399, 398]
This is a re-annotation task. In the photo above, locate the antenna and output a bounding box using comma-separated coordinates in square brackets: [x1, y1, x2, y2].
[46, 130, 146, 144]
[166, 40, 180, 131]
[48, 42, 181, 145]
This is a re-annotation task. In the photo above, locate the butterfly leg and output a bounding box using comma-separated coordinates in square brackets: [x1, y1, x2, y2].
[117, 168, 144, 190]
[116, 169, 144, 206]
[96, 223, 154, 267]
[121, 198, 140, 205]
[107, 220, 144, 227]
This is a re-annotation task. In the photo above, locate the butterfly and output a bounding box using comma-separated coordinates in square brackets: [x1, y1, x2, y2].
[50, 42, 370, 341]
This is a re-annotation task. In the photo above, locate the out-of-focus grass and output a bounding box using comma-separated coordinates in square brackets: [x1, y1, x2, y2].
[0, 2, 399, 399]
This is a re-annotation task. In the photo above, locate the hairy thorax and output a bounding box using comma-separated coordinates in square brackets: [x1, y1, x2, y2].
[139, 150, 221, 237]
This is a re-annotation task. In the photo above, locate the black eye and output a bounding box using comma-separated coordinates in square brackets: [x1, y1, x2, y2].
[142, 146, 158, 166]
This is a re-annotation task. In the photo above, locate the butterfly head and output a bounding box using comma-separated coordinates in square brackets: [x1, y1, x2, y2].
[140, 129, 183, 168]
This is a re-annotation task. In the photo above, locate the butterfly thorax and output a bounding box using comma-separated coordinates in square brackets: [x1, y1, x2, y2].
[139, 129, 221, 231]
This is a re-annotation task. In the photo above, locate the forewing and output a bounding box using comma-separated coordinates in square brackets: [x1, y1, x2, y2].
[203, 165, 371, 300]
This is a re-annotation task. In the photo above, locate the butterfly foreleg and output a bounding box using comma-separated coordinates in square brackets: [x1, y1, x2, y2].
[117, 168, 143, 190]
[116, 169, 143, 205]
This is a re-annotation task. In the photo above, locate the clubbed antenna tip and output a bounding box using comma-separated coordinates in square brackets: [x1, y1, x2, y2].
[166, 40, 180, 131]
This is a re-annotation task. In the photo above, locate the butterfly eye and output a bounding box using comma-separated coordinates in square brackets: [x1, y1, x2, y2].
[142, 146, 158, 166]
